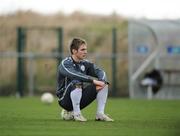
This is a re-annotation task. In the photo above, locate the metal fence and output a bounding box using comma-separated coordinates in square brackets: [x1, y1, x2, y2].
[0, 27, 62, 97]
[0, 26, 128, 97]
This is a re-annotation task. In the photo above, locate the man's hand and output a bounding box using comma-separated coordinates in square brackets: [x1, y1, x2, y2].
[93, 80, 106, 91]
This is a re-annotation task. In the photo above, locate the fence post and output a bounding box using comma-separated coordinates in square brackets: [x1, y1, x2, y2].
[17, 27, 26, 97]
[28, 54, 35, 96]
[112, 27, 117, 96]
[57, 27, 63, 65]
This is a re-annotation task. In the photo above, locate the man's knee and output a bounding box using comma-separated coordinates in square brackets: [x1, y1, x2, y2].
[100, 84, 108, 91]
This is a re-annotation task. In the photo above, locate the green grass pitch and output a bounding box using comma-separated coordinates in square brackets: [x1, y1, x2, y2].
[0, 97, 180, 136]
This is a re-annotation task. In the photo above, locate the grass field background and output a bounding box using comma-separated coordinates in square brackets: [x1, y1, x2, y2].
[0, 97, 180, 136]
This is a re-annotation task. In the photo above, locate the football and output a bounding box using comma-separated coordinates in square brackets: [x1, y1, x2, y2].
[41, 92, 54, 104]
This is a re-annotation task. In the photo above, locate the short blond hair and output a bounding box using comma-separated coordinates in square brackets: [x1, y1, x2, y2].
[70, 38, 86, 54]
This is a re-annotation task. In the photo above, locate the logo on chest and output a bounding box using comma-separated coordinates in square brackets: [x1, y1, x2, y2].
[80, 65, 85, 72]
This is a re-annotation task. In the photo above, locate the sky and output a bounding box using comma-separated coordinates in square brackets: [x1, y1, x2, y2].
[0, 0, 180, 19]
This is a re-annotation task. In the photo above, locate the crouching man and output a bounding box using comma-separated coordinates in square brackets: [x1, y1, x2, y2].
[56, 37, 113, 122]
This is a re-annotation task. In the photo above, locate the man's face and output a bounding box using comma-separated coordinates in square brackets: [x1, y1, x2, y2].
[73, 44, 87, 60]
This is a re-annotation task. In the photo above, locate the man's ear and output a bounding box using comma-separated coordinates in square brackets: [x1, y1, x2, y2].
[72, 49, 77, 54]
